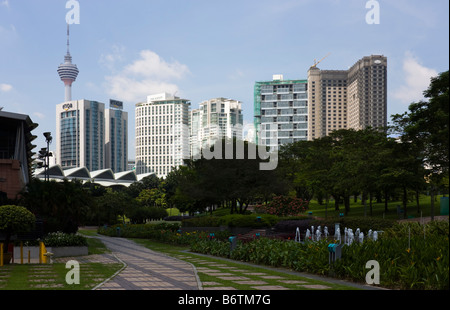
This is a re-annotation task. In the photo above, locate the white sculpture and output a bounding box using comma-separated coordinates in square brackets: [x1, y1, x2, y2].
[359, 232, 364, 243]
[335, 227, 341, 243]
[316, 228, 321, 241]
[373, 231, 378, 241]
[324, 226, 329, 239]
[347, 229, 354, 245]
[305, 229, 311, 241]
[295, 227, 301, 243]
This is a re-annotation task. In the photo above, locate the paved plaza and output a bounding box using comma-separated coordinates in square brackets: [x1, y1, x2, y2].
[53, 235, 380, 291]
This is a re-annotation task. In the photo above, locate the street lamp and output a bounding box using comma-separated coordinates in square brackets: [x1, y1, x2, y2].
[43, 132, 53, 181]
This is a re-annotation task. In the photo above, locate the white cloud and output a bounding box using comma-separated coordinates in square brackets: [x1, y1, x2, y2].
[104, 50, 190, 103]
[1, 0, 9, 8]
[99, 45, 126, 72]
[393, 52, 438, 104]
[0, 83, 13, 92]
[33, 112, 46, 120]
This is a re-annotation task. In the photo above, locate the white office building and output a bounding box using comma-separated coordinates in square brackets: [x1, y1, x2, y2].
[135, 93, 191, 178]
[190, 98, 244, 158]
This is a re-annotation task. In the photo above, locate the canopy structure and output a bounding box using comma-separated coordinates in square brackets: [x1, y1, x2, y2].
[34, 165, 153, 187]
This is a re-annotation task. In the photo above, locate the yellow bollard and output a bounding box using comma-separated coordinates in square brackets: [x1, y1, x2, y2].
[39, 242, 47, 264]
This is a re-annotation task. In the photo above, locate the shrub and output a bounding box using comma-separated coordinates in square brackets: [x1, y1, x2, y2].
[43, 232, 88, 247]
[254, 196, 309, 216]
[190, 234, 449, 290]
[273, 219, 312, 233]
[164, 215, 193, 222]
[218, 214, 279, 228]
[0, 205, 36, 252]
[381, 220, 449, 239]
[311, 216, 396, 235]
[182, 216, 221, 227]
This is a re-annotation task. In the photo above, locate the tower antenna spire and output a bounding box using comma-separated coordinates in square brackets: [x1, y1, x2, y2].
[67, 23, 70, 55]
[58, 23, 79, 102]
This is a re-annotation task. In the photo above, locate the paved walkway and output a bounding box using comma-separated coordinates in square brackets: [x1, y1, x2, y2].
[88, 236, 202, 290]
[55, 235, 381, 291]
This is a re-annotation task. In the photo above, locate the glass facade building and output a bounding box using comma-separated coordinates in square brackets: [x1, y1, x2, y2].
[56, 100, 127, 173]
[254, 75, 308, 151]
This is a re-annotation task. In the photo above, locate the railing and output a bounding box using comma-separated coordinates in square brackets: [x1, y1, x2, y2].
[1, 242, 49, 266]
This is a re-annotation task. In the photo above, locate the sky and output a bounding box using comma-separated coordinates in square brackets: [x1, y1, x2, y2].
[1, 0, 449, 160]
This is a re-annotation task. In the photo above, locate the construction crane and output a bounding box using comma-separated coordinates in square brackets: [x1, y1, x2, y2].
[311, 53, 331, 68]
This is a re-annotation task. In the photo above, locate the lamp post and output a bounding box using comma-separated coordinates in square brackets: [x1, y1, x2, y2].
[43, 132, 53, 181]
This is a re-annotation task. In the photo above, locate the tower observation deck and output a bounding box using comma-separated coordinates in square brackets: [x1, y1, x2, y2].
[57, 25, 79, 102]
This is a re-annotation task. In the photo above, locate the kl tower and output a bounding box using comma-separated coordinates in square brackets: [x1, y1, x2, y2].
[57, 25, 79, 102]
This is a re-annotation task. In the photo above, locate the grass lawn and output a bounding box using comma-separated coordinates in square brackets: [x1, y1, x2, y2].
[0, 230, 122, 290]
[305, 194, 448, 220]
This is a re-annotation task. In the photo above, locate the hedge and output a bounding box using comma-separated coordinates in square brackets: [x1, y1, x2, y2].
[181, 214, 279, 228]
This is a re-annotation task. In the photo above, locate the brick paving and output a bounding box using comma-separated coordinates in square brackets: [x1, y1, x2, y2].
[90, 235, 202, 290]
[55, 235, 382, 291]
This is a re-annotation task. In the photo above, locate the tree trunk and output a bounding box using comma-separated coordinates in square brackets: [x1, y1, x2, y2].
[344, 195, 350, 215]
[362, 191, 367, 217]
[333, 194, 339, 211]
[384, 189, 389, 212]
[416, 190, 421, 214]
[369, 192, 373, 216]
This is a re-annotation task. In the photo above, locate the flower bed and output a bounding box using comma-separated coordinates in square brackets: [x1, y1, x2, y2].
[190, 221, 449, 290]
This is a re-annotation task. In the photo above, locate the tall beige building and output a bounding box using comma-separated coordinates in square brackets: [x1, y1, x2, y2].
[307, 55, 387, 140]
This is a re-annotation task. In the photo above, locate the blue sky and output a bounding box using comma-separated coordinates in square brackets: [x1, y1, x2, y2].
[1, 0, 449, 160]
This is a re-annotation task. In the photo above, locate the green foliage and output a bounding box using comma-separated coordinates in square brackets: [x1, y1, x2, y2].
[190, 230, 449, 290]
[0, 205, 35, 235]
[43, 232, 88, 247]
[219, 214, 279, 228]
[97, 223, 230, 246]
[311, 216, 396, 234]
[254, 196, 309, 216]
[381, 220, 449, 239]
[182, 216, 222, 227]
[20, 179, 91, 233]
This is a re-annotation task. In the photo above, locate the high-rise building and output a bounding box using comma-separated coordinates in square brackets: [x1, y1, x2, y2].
[105, 100, 128, 173]
[254, 75, 309, 151]
[307, 55, 387, 140]
[57, 25, 79, 102]
[190, 98, 244, 158]
[0, 110, 38, 200]
[135, 93, 190, 178]
[56, 100, 105, 171]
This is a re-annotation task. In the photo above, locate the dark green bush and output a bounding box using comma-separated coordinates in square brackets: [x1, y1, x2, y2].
[311, 216, 396, 235]
[182, 216, 221, 227]
[43, 232, 88, 247]
[219, 214, 279, 228]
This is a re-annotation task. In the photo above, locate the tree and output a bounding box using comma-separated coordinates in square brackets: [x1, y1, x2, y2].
[392, 70, 449, 219]
[0, 205, 35, 255]
[20, 179, 91, 233]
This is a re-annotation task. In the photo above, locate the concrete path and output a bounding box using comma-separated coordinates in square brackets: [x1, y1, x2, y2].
[91, 235, 202, 290]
